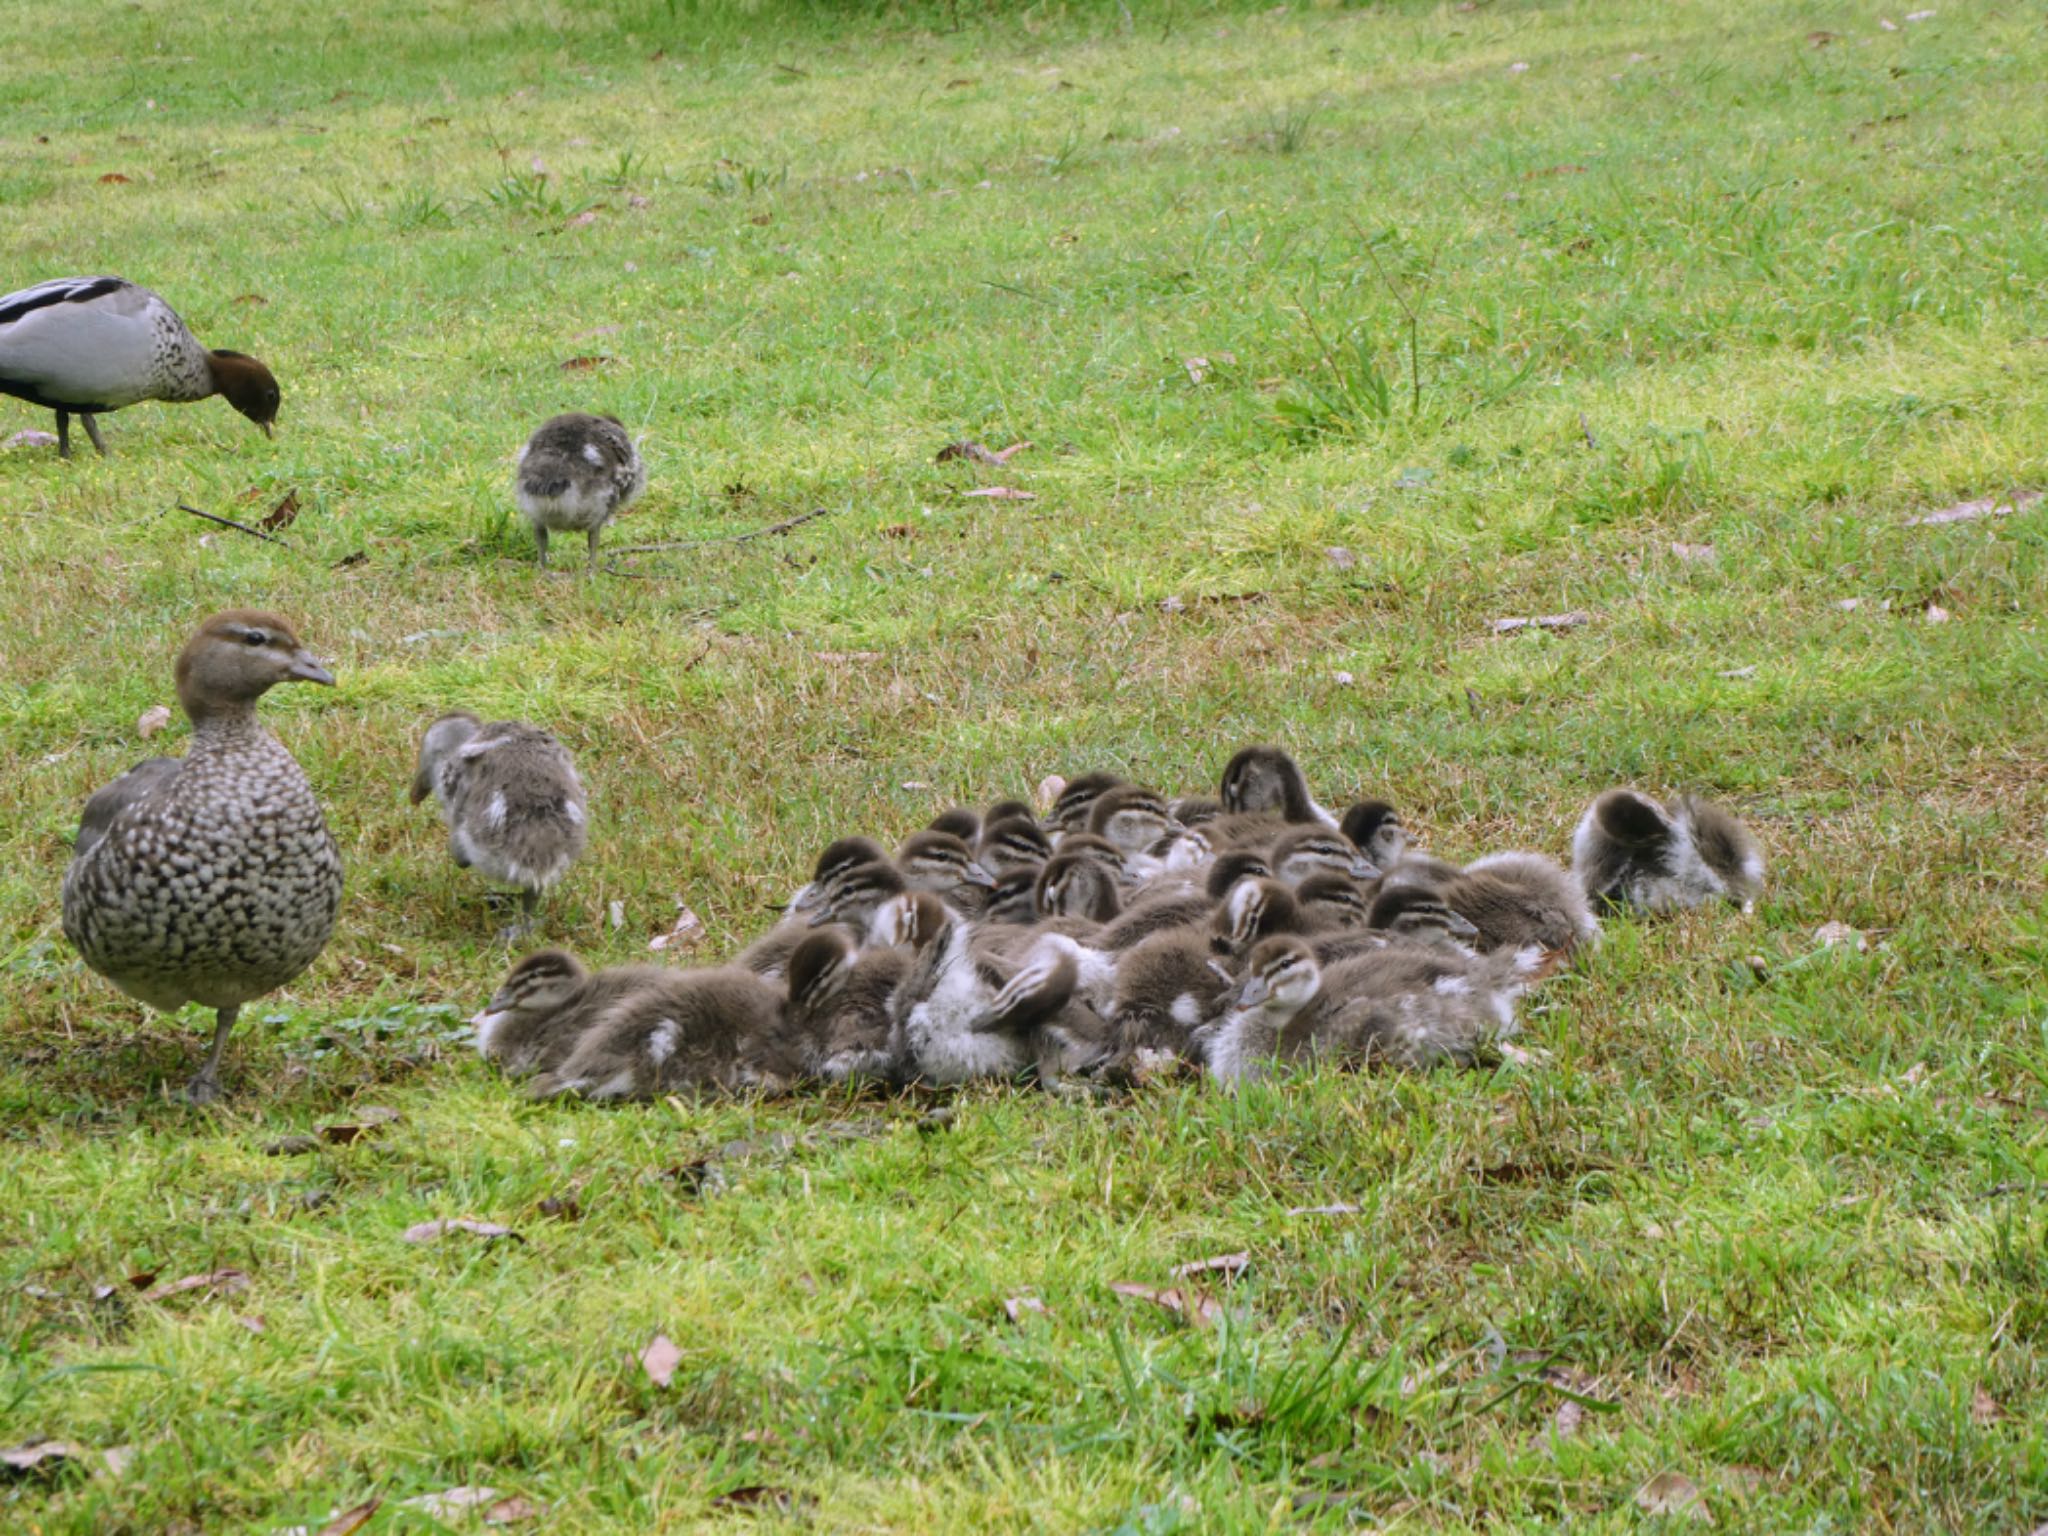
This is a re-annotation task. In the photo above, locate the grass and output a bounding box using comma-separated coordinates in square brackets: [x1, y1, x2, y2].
[2, 0, 2045, 1527]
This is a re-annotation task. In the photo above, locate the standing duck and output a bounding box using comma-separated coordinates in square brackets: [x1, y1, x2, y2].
[0, 277, 280, 458]
[409, 711, 588, 939]
[1572, 788, 1765, 912]
[514, 412, 647, 569]
[61, 612, 342, 1102]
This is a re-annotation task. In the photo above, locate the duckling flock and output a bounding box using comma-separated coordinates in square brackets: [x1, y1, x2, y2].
[55, 607, 1764, 1103]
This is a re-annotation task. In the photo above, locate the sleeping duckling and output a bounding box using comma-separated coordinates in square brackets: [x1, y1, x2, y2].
[1572, 788, 1765, 912]
[1376, 850, 1597, 957]
[532, 962, 804, 1101]
[1339, 800, 1409, 872]
[786, 926, 909, 1084]
[1035, 850, 1122, 923]
[982, 865, 1043, 926]
[1294, 873, 1375, 933]
[410, 711, 588, 940]
[471, 949, 698, 1081]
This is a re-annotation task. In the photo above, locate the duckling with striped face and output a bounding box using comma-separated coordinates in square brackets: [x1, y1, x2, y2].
[1047, 772, 1126, 836]
[978, 814, 1053, 874]
[981, 865, 1043, 925]
[897, 829, 998, 912]
[1572, 789, 1765, 913]
[1271, 825, 1380, 886]
[1086, 784, 1179, 859]
[1340, 800, 1408, 871]
[1202, 936, 1323, 1086]
[786, 926, 909, 1084]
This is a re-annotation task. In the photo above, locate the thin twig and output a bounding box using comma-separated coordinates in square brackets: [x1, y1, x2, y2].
[175, 503, 293, 547]
[1579, 412, 1597, 450]
[611, 505, 834, 557]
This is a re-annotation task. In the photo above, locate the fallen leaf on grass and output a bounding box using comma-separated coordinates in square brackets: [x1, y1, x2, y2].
[1971, 1385, 2003, 1425]
[1635, 1471, 1713, 1523]
[814, 649, 885, 664]
[139, 1268, 250, 1303]
[403, 1218, 518, 1243]
[1491, 611, 1590, 635]
[1904, 490, 2041, 526]
[959, 486, 1035, 500]
[1003, 1295, 1049, 1323]
[559, 355, 612, 372]
[1170, 1251, 1250, 1282]
[316, 1499, 381, 1536]
[236, 1314, 266, 1334]
[648, 903, 706, 953]
[264, 1134, 323, 1156]
[1034, 773, 1067, 812]
[98, 172, 132, 184]
[1, 1438, 88, 1478]
[322, 1105, 400, 1144]
[403, 1486, 505, 1517]
[5, 429, 58, 449]
[563, 209, 602, 230]
[232, 292, 268, 305]
[537, 1194, 583, 1221]
[1670, 541, 1717, 563]
[639, 1332, 683, 1387]
[1814, 921, 1868, 952]
[936, 439, 1031, 465]
[1184, 357, 1211, 383]
[712, 1484, 793, 1510]
[1324, 545, 1356, 570]
[484, 1495, 541, 1524]
[1111, 1282, 1222, 1327]
[260, 489, 301, 533]
[1808, 29, 1840, 45]
[137, 705, 172, 739]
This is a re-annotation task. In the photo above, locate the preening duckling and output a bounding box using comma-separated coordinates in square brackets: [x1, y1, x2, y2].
[533, 963, 803, 1100]
[514, 411, 646, 570]
[786, 926, 908, 1083]
[1339, 800, 1409, 871]
[410, 711, 587, 939]
[1572, 788, 1765, 912]
[1035, 850, 1122, 923]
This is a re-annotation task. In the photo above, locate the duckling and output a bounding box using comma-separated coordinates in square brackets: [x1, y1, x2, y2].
[1213, 876, 1305, 959]
[1205, 850, 1275, 897]
[897, 829, 998, 912]
[928, 806, 981, 844]
[1294, 873, 1375, 933]
[533, 962, 803, 1100]
[785, 926, 910, 1083]
[1572, 788, 1766, 912]
[1312, 887, 1476, 965]
[1339, 800, 1409, 871]
[1270, 825, 1380, 886]
[886, 897, 1090, 1085]
[1035, 849, 1122, 923]
[786, 835, 889, 915]
[1104, 926, 1237, 1070]
[977, 814, 1053, 874]
[1096, 884, 1215, 952]
[1086, 784, 1179, 858]
[1219, 745, 1340, 828]
[1047, 771, 1126, 836]
[514, 412, 646, 570]
[470, 948, 670, 1078]
[409, 711, 587, 940]
[985, 797, 1035, 826]
[1050, 832, 1126, 878]
[1378, 851, 1598, 957]
[1168, 795, 1223, 829]
[808, 858, 911, 933]
[0, 276, 279, 457]
[981, 865, 1043, 926]
[61, 611, 342, 1103]
[742, 854, 907, 977]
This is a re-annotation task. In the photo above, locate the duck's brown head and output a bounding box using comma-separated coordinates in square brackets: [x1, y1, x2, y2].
[174, 610, 333, 721]
[208, 350, 280, 436]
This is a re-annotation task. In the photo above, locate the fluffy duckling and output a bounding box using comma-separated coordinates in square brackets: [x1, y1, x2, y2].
[1378, 850, 1598, 957]
[978, 814, 1053, 874]
[1219, 746, 1340, 828]
[471, 948, 668, 1078]
[0, 276, 279, 457]
[786, 927, 909, 1083]
[1206, 849, 1274, 896]
[1096, 885, 1216, 952]
[1168, 795, 1223, 829]
[809, 858, 911, 933]
[1295, 873, 1374, 933]
[533, 962, 803, 1100]
[928, 806, 981, 844]
[1572, 788, 1765, 912]
[1339, 800, 1409, 871]
[515, 412, 646, 569]
[1047, 772, 1126, 836]
[742, 851, 904, 977]
[1086, 784, 1178, 858]
[1270, 825, 1380, 886]
[1213, 876, 1305, 959]
[985, 797, 1035, 826]
[409, 711, 587, 939]
[981, 866, 1042, 925]
[787, 835, 889, 916]
[896, 829, 997, 911]
[1105, 926, 1237, 1070]
[62, 612, 341, 1103]
[1035, 850, 1122, 923]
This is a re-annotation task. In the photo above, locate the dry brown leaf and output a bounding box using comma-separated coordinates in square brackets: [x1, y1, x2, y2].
[1111, 1281, 1222, 1327]
[403, 1218, 518, 1243]
[960, 486, 1035, 500]
[136, 704, 173, 739]
[403, 1486, 502, 1517]
[814, 649, 885, 664]
[1003, 1295, 1049, 1324]
[564, 209, 601, 229]
[486, 1495, 541, 1525]
[1813, 921, 1867, 952]
[139, 1268, 250, 1303]
[316, 1499, 382, 1536]
[1491, 611, 1590, 635]
[1170, 1251, 1250, 1282]
[1324, 545, 1357, 570]
[1971, 1385, 2003, 1425]
[98, 172, 132, 184]
[1635, 1471, 1713, 1523]
[1670, 541, 1717, 563]
[232, 292, 268, 305]
[559, 355, 612, 372]
[1034, 773, 1067, 812]
[260, 489, 301, 533]
[1, 1438, 87, 1477]
[537, 1194, 582, 1221]
[5, 429, 58, 449]
[880, 523, 915, 538]
[1184, 357, 1210, 383]
[639, 1332, 683, 1387]
[712, 1485, 793, 1510]
[236, 1314, 266, 1334]
[264, 1134, 322, 1156]
[1808, 29, 1840, 45]
[648, 903, 706, 953]
[321, 1105, 400, 1144]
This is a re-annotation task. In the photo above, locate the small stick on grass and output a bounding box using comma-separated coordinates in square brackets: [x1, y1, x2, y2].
[611, 505, 834, 557]
[175, 503, 294, 548]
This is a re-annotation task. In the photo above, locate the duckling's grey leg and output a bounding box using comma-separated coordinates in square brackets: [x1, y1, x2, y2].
[498, 888, 541, 943]
[586, 527, 602, 571]
[55, 411, 71, 460]
[183, 1005, 239, 1104]
[81, 413, 108, 456]
[534, 526, 550, 568]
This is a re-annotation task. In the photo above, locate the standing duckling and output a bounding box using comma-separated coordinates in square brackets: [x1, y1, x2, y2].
[410, 712, 588, 940]
[0, 277, 279, 457]
[62, 612, 342, 1102]
[515, 412, 646, 569]
[1572, 788, 1765, 912]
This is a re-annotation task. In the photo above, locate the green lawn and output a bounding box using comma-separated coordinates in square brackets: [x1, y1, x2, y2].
[3, 0, 2046, 1528]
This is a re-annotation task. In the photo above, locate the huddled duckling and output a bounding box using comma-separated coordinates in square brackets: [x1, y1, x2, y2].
[1270, 825, 1380, 886]
[410, 711, 587, 940]
[515, 411, 646, 570]
[62, 612, 341, 1103]
[1339, 800, 1409, 871]
[786, 927, 908, 1083]
[1219, 745, 1341, 828]
[896, 829, 998, 911]
[1572, 788, 1765, 912]
[978, 814, 1053, 874]
[1046, 771, 1125, 836]
[0, 276, 279, 457]
[471, 948, 668, 1078]
[1375, 849, 1597, 957]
